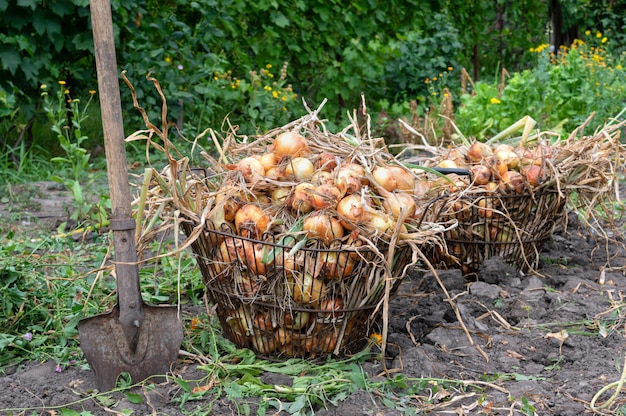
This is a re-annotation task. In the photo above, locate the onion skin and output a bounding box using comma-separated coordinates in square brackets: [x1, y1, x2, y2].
[315, 152, 338, 172]
[303, 212, 345, 246]
[471, 165, 492, 185]
[383, 191, 417, 219]
[257, 152, 278, 172]
[235, 203, 271, 238]
[291, 273, 326, 305]
[288, 182, 315, 213]
[335, 163, 368, 195]
[467, 141, 493, 162]
[500, 170, 525, 194]
[310, 183, 343, 210]
[336, 193, 370, 230]
[274, 130, 310, 159]
[235, 157, 265, 183]
[285, 157, 315, 181]
[521, 165, 545, 187]
[437, 159, 459, 169]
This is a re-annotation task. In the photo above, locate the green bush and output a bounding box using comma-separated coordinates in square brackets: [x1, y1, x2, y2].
[455, 33, 626, 139]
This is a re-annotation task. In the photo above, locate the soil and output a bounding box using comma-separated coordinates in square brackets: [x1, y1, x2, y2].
[1, 182, 625, 415]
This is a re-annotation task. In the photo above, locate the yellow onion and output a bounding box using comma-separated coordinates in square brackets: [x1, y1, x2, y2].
[500, 170, 525, 194]
[484, 181, 499, 193]
[273, 130, 310, 159]
[471, 165, 492, 185]
[235, 203, 271, 238]
[235, 157, 265, 183]
[521, 165, 545, 187]
[274, 328, 293, 346]
[253, 310, 275, 331]
[271, 187, 291, 204]
[258, 152, 278, 171]
[315, 152, 338, 172]
[335, 164, 367, 195]
[310, 183, 343, 210]
[285, 157, 315, 181]
[313, 327, 340, 353]
[303, 212, 345, 246]
[311, 170, 334, 185]
[243, 241, 269, 275]
[251, 334, 278, 355]
[292, 273, 326, 305]
[312, 251, 355, 281]
[318, 298, 345, 321]
[494, 148, 520, 169]
[437, 159, 459, 169]
[372, 165, 415, 192]
[367, 210, 397, 235]
[467, 141, 493, 162]
[476, 197, 493, 218]
[382, 191, 417, 219]
[226, 305, 252, 337]
[288, 182, 315, 213]
[237, 274, 261, 297]
[336, 193, 370, 230]
[264, 165, 286, 180]
[282, 311, 310, 330]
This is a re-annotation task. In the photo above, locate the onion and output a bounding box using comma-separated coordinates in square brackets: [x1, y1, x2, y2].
[314, 327, 339, 353]
[414, 180, 433, 199]
[282, 312, 310, 330]
[288, 182, 315, 213]
[494, 159, 509, 178]
[437, 159, 459, 169]
[500, 170, 525, 194]
[274, 130, 310, 159]
[388, 166, 415, 190]
[467, 141, 493, 162]
[243, 241, 269, 275]
[318, 298, 344, 321]
[264, 165, 286, 180]
[521, 165, 545, 187]
[292, 273, 326, 305]
[335, 164, 367, 195]
[271, 187, 291, 204]
[251, 334, 278, 354]
[226, 305, 252, 337]
[484, 181, 499, 193]
[372, 165, 415, 192]
[476, 197, 493, 218]
[235, 203, 271, 238]
[495, 148, 520, 169]
[367, 210, 396, 235]
[274, 328, 293, 346]
[471, 165, 491, 185]
[313, 251, 355, 281]
[310, 183, 343, 210]
[285, 157, 315, 181]
[235, 157, 265, 183]
[237, 274, 261, 297]
[303, 212, 345, 245]
[382, 191, 417, 219]
[336, 193, 370, 230]
[315, 152, 338, 172]
[257, 152, 278, 172]
[311, 170, 333, 185]
[253, 310, 275, 331]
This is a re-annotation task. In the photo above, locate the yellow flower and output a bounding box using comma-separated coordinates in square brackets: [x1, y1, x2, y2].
[264, 85, 272, 91]
[266, 63, 272, 69]
[370, 333, 383, 346]
[64, 89, 70, 94]
[40, 84, 47, 89]
[585, 30, 591, 35]
[617, 64, 623, 70]
[432, 76, 438, 81]
[282, 106, 287, 111]
[596, 31, 602, 38]
[214, 76, 218, 81]
[447, 66, 453, 71]
[424, 78, 430, 84]
[165, 56, 172, 63]
[602, 37, 608, 43]
[272, 90, 278, 98]
[58, 80, 66, 85]
[230, 83, 236, 89]
[89, 90, 96, 95]
[490, 97, 501, 104]
[281, 95, 287, 101]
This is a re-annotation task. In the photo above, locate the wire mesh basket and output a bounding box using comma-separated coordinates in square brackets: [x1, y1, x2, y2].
[181, 221, 417, 359]
[431, 190, 567, 274]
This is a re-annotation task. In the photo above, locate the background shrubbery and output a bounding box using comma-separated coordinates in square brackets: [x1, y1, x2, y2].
[1, 0, 625, 168]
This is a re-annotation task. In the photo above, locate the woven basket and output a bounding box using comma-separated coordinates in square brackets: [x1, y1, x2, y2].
[432, 190, 567, 274]
[181, 221, 416, 359]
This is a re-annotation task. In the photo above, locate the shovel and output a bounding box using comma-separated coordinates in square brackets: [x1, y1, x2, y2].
[78, 0, 184, 391]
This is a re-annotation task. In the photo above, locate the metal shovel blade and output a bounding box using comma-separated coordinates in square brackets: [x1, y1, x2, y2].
[79, 304, 183, 391]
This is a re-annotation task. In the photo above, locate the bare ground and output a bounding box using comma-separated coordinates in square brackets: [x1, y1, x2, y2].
[1, 183, 625, 415]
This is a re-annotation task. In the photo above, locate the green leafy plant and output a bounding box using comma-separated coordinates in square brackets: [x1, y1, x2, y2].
[41, 82, 109, 227]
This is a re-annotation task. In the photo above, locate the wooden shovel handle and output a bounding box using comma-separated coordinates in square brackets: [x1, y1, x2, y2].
[90, 0, 143, 329]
